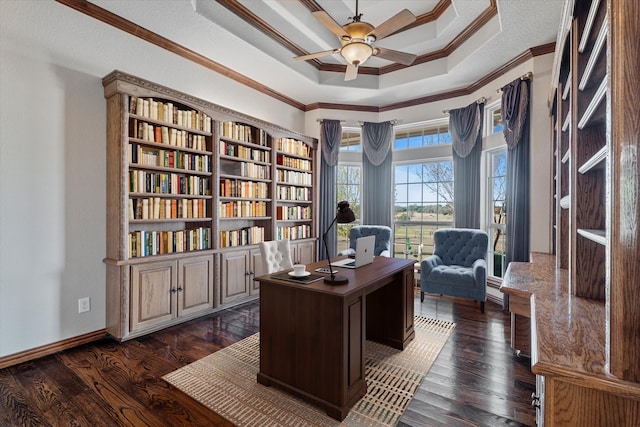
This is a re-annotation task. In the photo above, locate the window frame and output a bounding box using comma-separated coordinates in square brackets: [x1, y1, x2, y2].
[484, 146, 507, 280]
[484, 99, 503, 136]
[392, 156, 455, 262]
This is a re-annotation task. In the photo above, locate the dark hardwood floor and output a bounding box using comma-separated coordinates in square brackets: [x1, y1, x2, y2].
[0, 293, 536, 426]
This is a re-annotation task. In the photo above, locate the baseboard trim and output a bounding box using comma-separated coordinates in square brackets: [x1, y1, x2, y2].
[0, 329, 107, 369]
[487, 293, 503, 308]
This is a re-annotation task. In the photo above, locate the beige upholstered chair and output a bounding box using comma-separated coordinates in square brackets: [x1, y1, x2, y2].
[258, 239, 294, 274]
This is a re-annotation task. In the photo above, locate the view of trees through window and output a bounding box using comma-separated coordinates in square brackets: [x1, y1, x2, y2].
[393, 161, 454, 262]
[336, 165, 360, 254]
[488, 149, 507, 278]
[335, 118, 507, 281]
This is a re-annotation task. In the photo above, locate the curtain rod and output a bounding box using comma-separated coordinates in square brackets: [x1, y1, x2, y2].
[496, 71, 533, 93]
[442, 97, 487, 115]
[357, 119, 398, 126]
[316, 119, 346, 123]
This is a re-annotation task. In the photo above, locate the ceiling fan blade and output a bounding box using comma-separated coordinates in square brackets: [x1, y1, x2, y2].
[312, 10, 350, 39]
[294, 49, 339, 61]
[345, 64, 358, 81]
[366, 9, 416, 41]
[373, 47, 417, 66]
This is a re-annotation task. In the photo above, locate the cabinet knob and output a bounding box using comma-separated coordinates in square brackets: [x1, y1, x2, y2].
[177, 287, 183, 292]
[170, 288, 177, 293]
[531, 393, 540, 409]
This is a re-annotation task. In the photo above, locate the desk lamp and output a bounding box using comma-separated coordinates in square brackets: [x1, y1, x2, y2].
[323, 201, 356, 284]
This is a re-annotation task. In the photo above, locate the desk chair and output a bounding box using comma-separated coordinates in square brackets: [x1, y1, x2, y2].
[259, 239, 294, 274]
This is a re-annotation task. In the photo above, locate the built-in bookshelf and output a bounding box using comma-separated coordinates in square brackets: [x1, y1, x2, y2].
[534, 0, 640, 424]
[274, 137, 314, 241]
[217, 121, 271, 249]
[102, 71, 317, 340]
[123, 97, 214, 260]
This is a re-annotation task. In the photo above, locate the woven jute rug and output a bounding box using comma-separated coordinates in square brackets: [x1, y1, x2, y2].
[163, 316, 455, 426]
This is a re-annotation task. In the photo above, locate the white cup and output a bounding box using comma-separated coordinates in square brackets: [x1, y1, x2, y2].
[293, 264, 306, 276]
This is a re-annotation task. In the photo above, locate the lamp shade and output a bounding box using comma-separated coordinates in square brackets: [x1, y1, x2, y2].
[336, 201, 356, 223]
[322, 201, 355, 285]
[340, 42, 373, 67]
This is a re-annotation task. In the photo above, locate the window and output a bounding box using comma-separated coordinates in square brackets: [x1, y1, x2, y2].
[486, 149, 507, 278]
[394, 120, 451, 150]
[339, 129, 361, 151]
[336, 164, 361, 254]
[393, 161, 454, 262]
[485, 101, 503, 135]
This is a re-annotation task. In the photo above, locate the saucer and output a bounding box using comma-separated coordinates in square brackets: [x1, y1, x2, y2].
[289, 271, 311, 277]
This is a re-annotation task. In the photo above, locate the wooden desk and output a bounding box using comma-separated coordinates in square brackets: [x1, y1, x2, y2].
[255, 256, 415, 420]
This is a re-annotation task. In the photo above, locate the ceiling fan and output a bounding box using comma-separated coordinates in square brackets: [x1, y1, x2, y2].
[294, 0, 418, 81]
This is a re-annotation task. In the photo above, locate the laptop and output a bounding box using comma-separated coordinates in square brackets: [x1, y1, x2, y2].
[332, 235, 376, 269]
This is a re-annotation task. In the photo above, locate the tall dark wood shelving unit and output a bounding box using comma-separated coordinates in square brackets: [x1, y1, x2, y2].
[540, 0, 640, 424]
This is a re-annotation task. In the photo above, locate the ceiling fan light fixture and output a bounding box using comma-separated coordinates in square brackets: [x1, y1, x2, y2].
[340, 42, 373, 67]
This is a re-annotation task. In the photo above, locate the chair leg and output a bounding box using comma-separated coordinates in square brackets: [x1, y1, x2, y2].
[420, 291, 424, 302]
[481, 301, 485, 313]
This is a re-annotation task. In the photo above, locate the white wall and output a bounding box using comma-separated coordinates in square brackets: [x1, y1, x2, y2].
[0, 0, 304, 358]
[0, 0, 554, 358]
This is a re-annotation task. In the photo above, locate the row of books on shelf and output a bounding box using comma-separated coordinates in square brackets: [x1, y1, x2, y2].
[276, 224, 312, 240]
[276, 138, 311, 157]
[129, 170, 211, 196]
[276, 154, 312, 171]
[127, 227, 211, 258]
[130, 144, 210, 172]
[232, 162, 271, 180]
[219, 200, 268, 218]
[219, 226, 265, 248]
[129, 96, 212, 132]
[220, 179, 269, 198]
[130, 119, 208, 149]
[219, 141, 270, 163]
[276, 185, 312, 201]
[276, 205, 311, 221]
[277, 169, 312, 186]
[128, 197, 207, 220]
[219, 121, 268, 146]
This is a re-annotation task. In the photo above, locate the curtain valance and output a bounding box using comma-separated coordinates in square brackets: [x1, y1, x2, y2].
[362, 121, 393, 166]
[320, 119, 342, 166]
[449, 103, 481, 158]
[502, 79, 529, 149]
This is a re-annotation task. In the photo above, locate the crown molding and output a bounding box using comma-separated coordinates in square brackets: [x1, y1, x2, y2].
[306, 42, 555, 113]
[57, 0, 555, 113]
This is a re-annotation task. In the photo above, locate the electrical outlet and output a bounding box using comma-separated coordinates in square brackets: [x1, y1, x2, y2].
[78, 297, 90, 313]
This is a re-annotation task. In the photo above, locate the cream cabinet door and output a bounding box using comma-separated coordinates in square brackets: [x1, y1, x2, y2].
[293, 240, 316, 265]
[220, 249, 250, 305]
[178, 255, 214, 317]
[130, 260, 177, 332]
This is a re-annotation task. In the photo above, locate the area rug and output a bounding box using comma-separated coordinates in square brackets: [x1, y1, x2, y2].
[163, 316, 455, 426]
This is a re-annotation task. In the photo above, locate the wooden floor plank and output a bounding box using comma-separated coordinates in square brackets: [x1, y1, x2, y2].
[0, 296, 536, 427]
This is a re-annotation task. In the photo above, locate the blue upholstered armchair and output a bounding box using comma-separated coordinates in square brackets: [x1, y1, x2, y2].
[420, 228, 488, 312]
[338, 225, 392, 257]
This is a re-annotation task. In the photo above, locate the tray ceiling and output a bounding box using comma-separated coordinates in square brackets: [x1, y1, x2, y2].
[88, 0, 564, 108]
